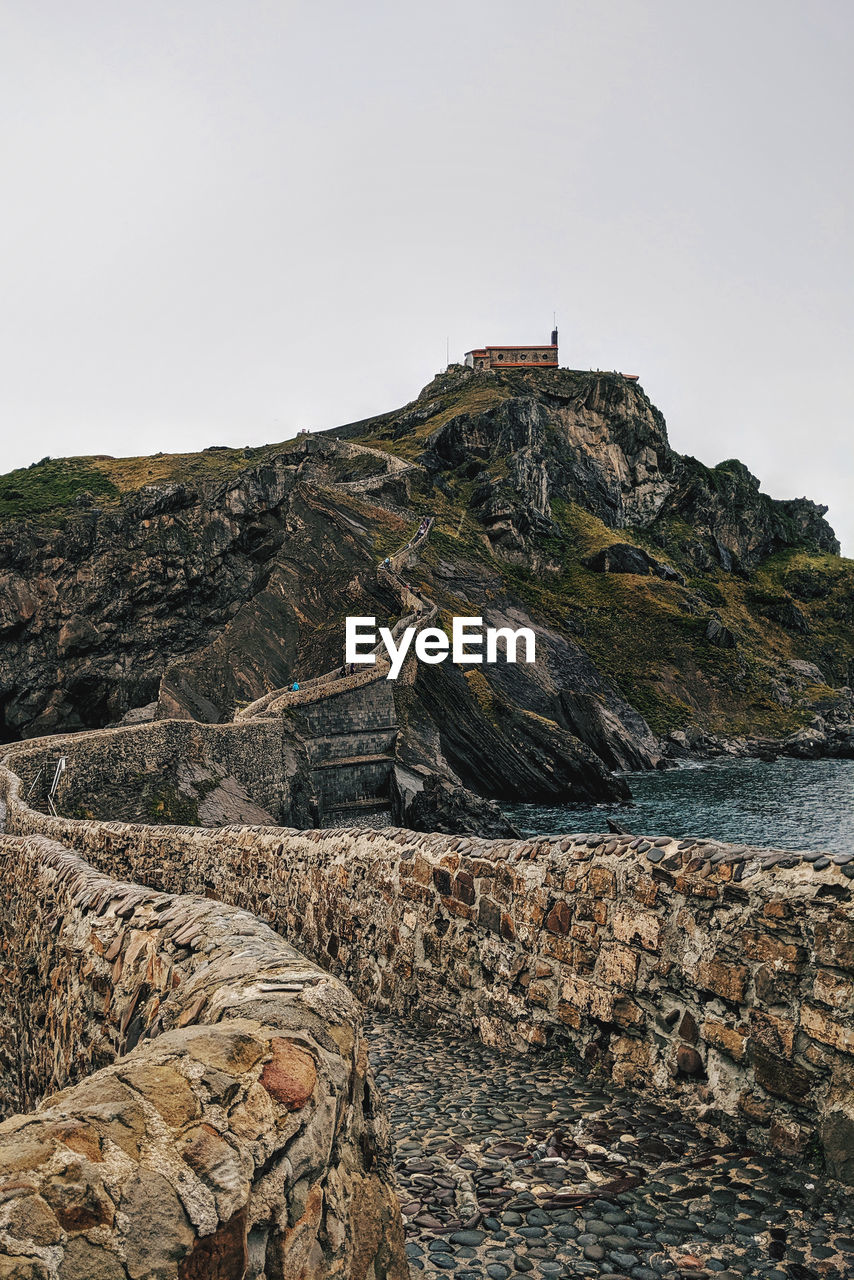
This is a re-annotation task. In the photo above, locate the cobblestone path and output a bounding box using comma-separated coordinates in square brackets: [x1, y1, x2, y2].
[368, 1015, 853, 1280]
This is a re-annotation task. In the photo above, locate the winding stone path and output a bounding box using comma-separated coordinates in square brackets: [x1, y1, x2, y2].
[369, 1014, 853, 1280]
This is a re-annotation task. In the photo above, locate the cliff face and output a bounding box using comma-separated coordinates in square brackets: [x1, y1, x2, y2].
[421, 372, 674, 534]
[0, 443, 400, 738]
[411, 367, 838, 571]
[657, 456, 838, 573]
[0, 366, 851, 818]
[331, 366, 852, 749]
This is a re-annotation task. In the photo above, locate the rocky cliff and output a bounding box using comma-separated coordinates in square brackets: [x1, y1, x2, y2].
[0, 366, 851, 824]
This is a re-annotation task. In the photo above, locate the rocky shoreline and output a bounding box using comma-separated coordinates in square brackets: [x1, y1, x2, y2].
[661, 703, 854, 766]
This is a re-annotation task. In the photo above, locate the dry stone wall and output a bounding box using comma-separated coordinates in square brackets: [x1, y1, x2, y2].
[0, 831, 405, 1279]
[3, 751, 853, 1183]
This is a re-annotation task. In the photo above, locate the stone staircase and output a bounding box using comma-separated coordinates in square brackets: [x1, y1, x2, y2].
[301, 679, 399, 827]
[237, 517, 437, 828]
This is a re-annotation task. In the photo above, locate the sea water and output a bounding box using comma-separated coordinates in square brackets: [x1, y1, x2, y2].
[504, 756, 854, 854]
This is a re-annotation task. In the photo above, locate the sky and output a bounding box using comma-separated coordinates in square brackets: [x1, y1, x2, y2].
[0, 0, 852, 552]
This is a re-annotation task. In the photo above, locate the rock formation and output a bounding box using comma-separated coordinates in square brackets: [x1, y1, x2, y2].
[0, 365, 853, 1271]
[0, 366, 851, 818]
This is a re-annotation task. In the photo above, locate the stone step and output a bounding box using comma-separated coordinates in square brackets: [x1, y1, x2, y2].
[324, 797, 393, 812]
[320, 806, 394, 829]
[311, 754, 395, 771]
[321, 797, 394, 830]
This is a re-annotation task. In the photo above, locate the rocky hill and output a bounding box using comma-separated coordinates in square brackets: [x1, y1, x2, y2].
[0, 365, 851, 820]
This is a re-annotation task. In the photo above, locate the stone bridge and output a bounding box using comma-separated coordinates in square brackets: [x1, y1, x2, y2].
[1, 737, 853, 1274]
[0, 515, 853, 1275]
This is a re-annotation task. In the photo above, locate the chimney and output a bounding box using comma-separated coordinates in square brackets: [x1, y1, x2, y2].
[551, 327, 558, 347]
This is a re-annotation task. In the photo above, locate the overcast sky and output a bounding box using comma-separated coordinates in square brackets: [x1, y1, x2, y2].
[1, 0, 851, 552]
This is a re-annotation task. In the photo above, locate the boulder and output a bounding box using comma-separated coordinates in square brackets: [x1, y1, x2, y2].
[583, 543, 684, 583]
[705, 617, 737, 648]
[788, 659, 826, 684]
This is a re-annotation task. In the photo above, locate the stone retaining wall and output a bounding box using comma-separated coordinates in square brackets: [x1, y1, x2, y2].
[0, 831, 405, 1279]
[313, 759, 394, 813]
[300, 680, 398, 742]
[241, 666, 393, 718]
[7, 717, 310, 828]
[306, 731, 398, 765]
[3, 753, 853, 1181]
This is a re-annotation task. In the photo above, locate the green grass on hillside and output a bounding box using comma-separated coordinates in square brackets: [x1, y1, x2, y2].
[353, 383, 513, 464]
[413, 485, 854, 739]
[0, 442, 300, 524]
[0, 457, 120, 520]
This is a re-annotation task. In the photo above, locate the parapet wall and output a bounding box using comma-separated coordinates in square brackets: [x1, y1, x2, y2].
[0, 831, 405, 1278]
[3, 750, 853, 1182]
[7, 717, 309, 827]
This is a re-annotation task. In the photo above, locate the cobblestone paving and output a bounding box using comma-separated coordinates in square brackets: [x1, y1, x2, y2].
[368, 1015, 853, 1280]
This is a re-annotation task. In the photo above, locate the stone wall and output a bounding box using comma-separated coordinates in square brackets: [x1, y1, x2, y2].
[0, 831, 405, 1279]
[303, 681, 398, 820]
[7, 717, 312, 828]
[313, 758, 393, 813]
[300, 680, 397, 742]
[3, 752, 853, 1181]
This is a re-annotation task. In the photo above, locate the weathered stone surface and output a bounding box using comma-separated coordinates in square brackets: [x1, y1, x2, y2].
[41, 1165, 115, 1232]
[0, 1259, 49, 1280]
[177, 1206, 247, 1280]
[120, 1170, 195, 1278]
[820, 1096, 854, 1184]
[801, 1003, 854, 1054]
[4, 1194, 60, 1246]
[260, 1039, 317, 1111]
[814, 916, 854, 970]
[751, 1046, 813, 1102]
[2, 735, 854, 1259]
[704, 1019, 748, 1062]
[583, 542, 681, 580]
[177, 1124, 248, 1203]
[180, 1028, 265, 1076]
[349, 1172, 408, 1280]
[543, 900, 570, 935]
[273, 1184, 324, 1280]
[117, 1063, 199, 1129]
[0, 833, 405, 1278]
[57, 1238, 127, 1280]
[696, 957, 748, 1004]
[676, 1044, 704, 1076]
